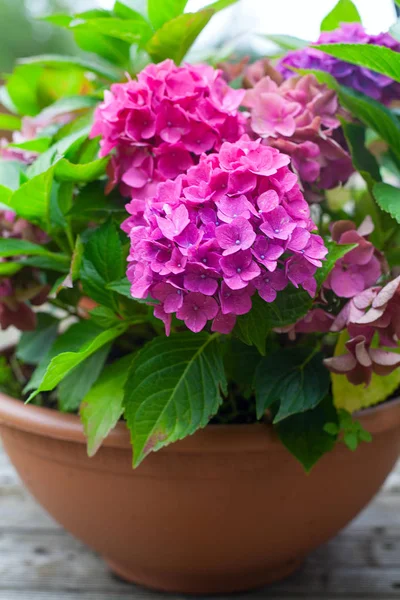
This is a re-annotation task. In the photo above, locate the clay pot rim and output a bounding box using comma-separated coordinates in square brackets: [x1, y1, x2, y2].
[1, 389, 400, 453]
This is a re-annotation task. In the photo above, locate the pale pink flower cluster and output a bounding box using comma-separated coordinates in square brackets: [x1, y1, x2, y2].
[125, 136, 327, 334]
[243, 73, 353, 191]
[90, 59, 246, 200]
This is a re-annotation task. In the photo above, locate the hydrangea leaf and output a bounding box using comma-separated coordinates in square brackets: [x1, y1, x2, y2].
[341, 121, 381, 186]
[234, 287, 313, 355]
[54, 156, 109, 183]
[314, 44, 400, 84]
[71, 17, 153, 46]
[16, 313, 59, 366]
[255, 348, 330, 422]
[123, 332, 227, 467]
[19, 54, 123, 82]
[275, 396, 338, 472]
[320, 0, 361, 32]
[373, 182, 400, 225]
[58, 343, 111, 412]
[0, 238, 55, 258]
[315, 241, 358, 288]
[6, 64, 43, 116]
[80, 219, 126, 310]
[27, 128, 90, 178]
[148, 0, 188, 30]
[81, 353, 135, 457]
[7, 168, 54, 227]
[27, 323, 127, 402]
[145, 11, 214, 64]
[331, 331, 400, 412]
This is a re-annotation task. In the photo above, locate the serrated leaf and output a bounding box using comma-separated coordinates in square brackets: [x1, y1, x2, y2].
[72, 17, 153, 46]
[19, 54, 123, 82]
[314, 43, 400, 84]
[81, 353, 134, 456]
[58, 343, 111, 412]
[373, 182, 400, 224]
[148, 0, 188, 29]
[8, 168, 54, 226]
[255, 348, 330, 422]
[331, 331, 400, 412]
[27, 323, 127, 402]
[275, 396, 338, 472]
[67, 181, 126, 219]
[146, 11, 214, 64]
[54, 156, 109, 183]
[89, 306, 120, 328]
[320, 0, 361, 31]
[16, 313, 59, 366]
[80, 220, 126, 309]
[27, 129, 90, 178]
[123, 332, 226, 466]
[235, 287, 312, 354]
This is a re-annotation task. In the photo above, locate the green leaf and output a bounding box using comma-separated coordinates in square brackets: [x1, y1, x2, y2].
[320, 0, 361, 31]
[71, 24, 131, 67]
[16, 313, 59, 366]
[341, 121, 381, 186]
[27, 323, 127, 402]
[315, 240, 358, 288]
[332, 331, 400, 412]
[255, 348, 330, 422]
[0, 160, 21, 191]
[0, 239, 53, 258]
[314, 43, 400, 84]
[67, 181, 126, 219]
[106, 276, 132, 298]
[20, 254, 70, 273]
[0, 114, 22, 131]
[0, 263, 22, 276]
[224, 338, 262, 392]
[72, 17, 153, 46]
[37, 95, 99, 122]
[89, 306, 121, 328]
[262, 34, 309, 50]
[146, 11, 214, 64]
[148, 0, 188, 29]
[80, 220, 126, 310]
[54, 156, 109, 183]
[58, 343, 111, 412]
[373, 182, 400, 224]
[8, 138, 52, 153]
[123, 332, 226, 466]
[27, 129, 90, 178]
[114, 1, 147, 19]
[41, 14, 73, 27]
[5, 64, 43, 116]
[19, 54, 123, 82]
[81, 353, 134, 456]
[8, 168, 54, 226]
[276, 396, 337, 472]
[235, 287, 312, 355]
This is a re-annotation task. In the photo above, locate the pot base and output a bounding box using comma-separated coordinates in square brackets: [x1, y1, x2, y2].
[106, 557, 303, 594]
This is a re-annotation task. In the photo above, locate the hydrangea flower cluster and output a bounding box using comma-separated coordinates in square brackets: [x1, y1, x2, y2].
[243, 72, 353, 191]
[0, 211, 48, 331]
[325, 276, 400, 386]
[125, 136, 328, 334]
[90, 60, 246, 201]
[277, 23, 400, 105]
[324, 217, 383, 298]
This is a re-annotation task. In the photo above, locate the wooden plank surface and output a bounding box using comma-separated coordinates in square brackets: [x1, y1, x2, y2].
[1, 439, 400, 599]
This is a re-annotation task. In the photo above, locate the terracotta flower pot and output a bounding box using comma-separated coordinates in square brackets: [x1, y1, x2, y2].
[1, 392, 400, 594]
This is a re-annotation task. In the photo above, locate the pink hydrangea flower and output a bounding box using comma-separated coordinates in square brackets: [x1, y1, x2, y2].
[124, 136, 327, 334]
[324, 217, 382, 298]
[90, 60, 246, 201]
[243, 72, 353, 193]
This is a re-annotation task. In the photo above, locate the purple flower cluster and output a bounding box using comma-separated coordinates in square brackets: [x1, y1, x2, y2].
[324, 217, 382, 298]
[243, 73, 353, 191]
[325, 276, 400, 386]
[0, 211, 48, 331]
[125, 136, 327, 334]
[90, 60, 246, 201]
[277, 23, 400, 105]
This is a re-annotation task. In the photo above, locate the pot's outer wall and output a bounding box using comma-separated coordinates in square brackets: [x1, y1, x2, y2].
[1, 393, 400, 594]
